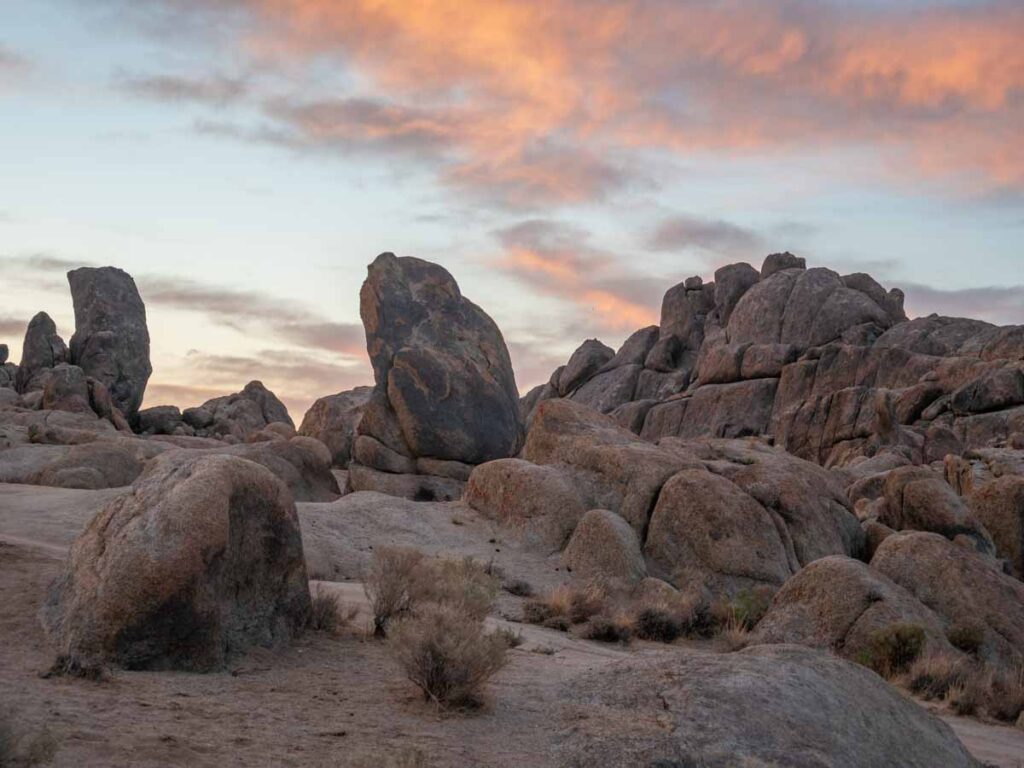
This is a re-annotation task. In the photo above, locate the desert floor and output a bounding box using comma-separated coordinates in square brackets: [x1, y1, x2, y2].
[2, 483, 1023, 768]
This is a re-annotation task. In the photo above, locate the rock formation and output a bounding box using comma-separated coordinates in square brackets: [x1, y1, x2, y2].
[297, 386, 372, 467]
[349, 253, 523, 499]
[67, 266, 151, 421]
[40, 451, 311, 671]
[15, 311, 68, 393]
[561, 644, 980, 768]
[526, 253, 1024, 469]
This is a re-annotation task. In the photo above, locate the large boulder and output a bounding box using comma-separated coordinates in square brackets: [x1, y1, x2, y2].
[524, 399, 697, 535]
[15, 311, 68, 393]
[872, 531, 1024, 665]
[557, 339, 614, 396]
[297, 386, 372, 467]
[40, 451, 311, 671]
[357, 253, 523, 469]
[754, 556, 953, 662]
[0, 440, 158, 489]
[969, 475, 1024, 577]
[559, 644, 980, 768]
[67, 266, 151, 421]
[215, 437, 340, 502]
[561, 508, 646, 582]
[463, 458, 584, 552]
[879, 466, 994, 555]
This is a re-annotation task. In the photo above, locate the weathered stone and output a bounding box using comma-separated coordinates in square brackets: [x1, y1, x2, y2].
[192, 381, 293, 441]
[560, 644, 979, 768]
[464, 458, 584, 553]
[561, 509, 645, 582]
[40, 364, 92, 414]
[969, 476, 1024, 578]
[600, 326, 659, 370]
[880, 466, 994, 554]
[0, 344, 8, 365]
[950, 366, 1024, 416]
[713, 262, 759, 327]
[557, 339, 614, 395]
[569, 363, 640, 414]
[415, 456, 474, 481]
[360, 253, 523, 466]
[353, 433, 417, 475]
[873, 531, 1024, 665]
[67, 267, 151, 420]
[346, 462, 464, 502]
[760, 251, 806, 278]
[217, 437, 341, 502]
[137, 405, 183, 435]
[754, 556, 953, 661]
[644, 468, 796, 594]
[40, 451, 310, 671]
[297, 386, 372, 467]
[15, 312, 68, 393]
[524, 399, 697, 536]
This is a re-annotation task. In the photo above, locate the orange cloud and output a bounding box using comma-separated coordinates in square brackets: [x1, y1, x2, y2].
[133, 0, 1024, 201]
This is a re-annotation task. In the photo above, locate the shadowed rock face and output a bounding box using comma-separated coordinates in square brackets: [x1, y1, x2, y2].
[355, 252, 523, 475]
[297, 386, 373, 468]
[67, 266, 151, 422]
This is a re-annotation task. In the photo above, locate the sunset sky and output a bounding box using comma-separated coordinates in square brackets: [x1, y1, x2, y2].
[1, 0, 1022, 420]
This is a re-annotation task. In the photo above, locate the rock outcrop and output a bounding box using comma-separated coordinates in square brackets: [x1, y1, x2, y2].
[297, 386, 372, 467]
[40, 451, 311, 671]
[560, 644, 980, 768]
[67, 266, 151, 421]
[181, 380, 293, 441]
[350, 253, 523, 497]
[872, 531, 1024, 665]
[15, 311, 68, 393]
[754, 556, 954, 662]
[561, 508, 646, 582]
[529, 253, 1024, 469]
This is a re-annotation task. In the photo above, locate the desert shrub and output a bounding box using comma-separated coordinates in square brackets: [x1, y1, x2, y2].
[568, 582, 607, 624]
[905, 654, 970, 701]
[42, 655, 107, 682]
[719, 615, 752, 652]
[503, 579, 534, 597]
[946, 620, 985, 656]
[678, 600, 720, 639]
[522, 599, 553, 625]
[987, 667, 1024, 723]
[521, 584, 587, 626]
[634, 608, 682, 643]
[365, 547, 425, 637]
[580, 614, 633, 644]
[726, 586, 773, 630]
[308, 585, 358, 634]
[542, 615, 571, 632]
[948, 675, 985, 717]
[494, 626, 524, 649]
[857, 624, 926, 678]
[416, 557, 498, 621]
[389, 603, 508, 707]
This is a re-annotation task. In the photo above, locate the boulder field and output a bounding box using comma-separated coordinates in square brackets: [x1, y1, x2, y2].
[1, 252, 1022, 765]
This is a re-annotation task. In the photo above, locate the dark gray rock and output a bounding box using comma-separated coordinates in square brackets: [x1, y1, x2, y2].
[16, 311, 68, 393]
[359, 252, 523, 466]
[67, 267, 151, 421]
[760, 250, 806, 278]
[713, 262, 760, 326]
[557, 339, 615, 395]
[137, 405, 184, 435]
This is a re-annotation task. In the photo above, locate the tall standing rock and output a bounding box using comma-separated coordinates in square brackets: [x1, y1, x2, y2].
[357, 253, 523, 468]
[15, 311, 69, 393]
[67, 266, 151, 422]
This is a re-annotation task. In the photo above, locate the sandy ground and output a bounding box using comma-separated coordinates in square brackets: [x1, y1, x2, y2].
[2, 482, 1024, 767]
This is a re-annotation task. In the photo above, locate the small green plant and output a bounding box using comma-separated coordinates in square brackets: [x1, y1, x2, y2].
[308, 585, 358, 634]
[905, 654, 970, 701]
[856, 624, 926, 678]
[494, 626, 524, 649]
[727, 586, 773, 630]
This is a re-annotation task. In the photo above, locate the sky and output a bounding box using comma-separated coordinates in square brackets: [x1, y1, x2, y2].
[0, 0, 1022, 421]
